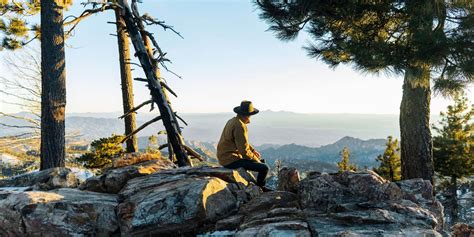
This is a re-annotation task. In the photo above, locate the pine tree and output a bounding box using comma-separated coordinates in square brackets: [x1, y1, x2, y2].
[373, 136, 401, 182]
[146, 135, 160, 154]
[337, 147, 357, 172]
[77, 135, 125, 169]
[256, 0, 473, 184]
[432, 93, 474, 223]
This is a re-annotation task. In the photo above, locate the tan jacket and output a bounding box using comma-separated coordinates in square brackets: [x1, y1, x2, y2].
[217, 116, 259, 166]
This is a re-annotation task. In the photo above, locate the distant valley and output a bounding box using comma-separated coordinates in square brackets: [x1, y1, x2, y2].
[1, 111, 408, 172]
[1, 111, 423, 146]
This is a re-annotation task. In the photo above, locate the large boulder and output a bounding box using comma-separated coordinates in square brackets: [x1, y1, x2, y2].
[0, 167, 79, 190]
[117, 176, 238, 236]
[0, 188, 118, 236]
[79, 159, 175, 193]
[299, 170, 403, 211]
[299, 170, 444, 236]
[116, 166, 262, 236]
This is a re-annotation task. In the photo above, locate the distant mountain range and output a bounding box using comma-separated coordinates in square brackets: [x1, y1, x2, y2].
[1, 111, 432, 147]
[164, 136, 387, 173]
[1, 111, 390, 173]
[259, 136, 386, 170]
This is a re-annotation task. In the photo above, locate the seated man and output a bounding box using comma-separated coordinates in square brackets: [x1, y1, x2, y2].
[217, 101, 270, 190]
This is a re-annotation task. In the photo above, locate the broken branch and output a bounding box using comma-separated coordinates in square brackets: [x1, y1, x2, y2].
[184, 145, 204, 161]
[122, 115, 162, 143]
[119, 99, 153, 119]
[174, 113, 188, 126]
[160, 81, 177, 97]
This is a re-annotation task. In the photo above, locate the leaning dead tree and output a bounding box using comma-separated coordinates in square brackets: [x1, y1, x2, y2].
[62, 0, 202, 166]
[114, 0, 201, 167]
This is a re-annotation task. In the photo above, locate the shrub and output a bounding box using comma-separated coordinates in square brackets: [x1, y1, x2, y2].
[77, 135, 125, 169]
[113, 152, 163, 168]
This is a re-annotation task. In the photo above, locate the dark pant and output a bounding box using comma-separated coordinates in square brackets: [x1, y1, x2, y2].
[224, 159, 269, 187]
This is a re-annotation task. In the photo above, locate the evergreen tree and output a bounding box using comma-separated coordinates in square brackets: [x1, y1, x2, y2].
[77, 135, 125, 169]
[146, 135, 160, 154]
[337, 147, 357, 172]
[432, 93, 474, 223]
[373, 136, 401, 181]
[256, 0, 473, 183]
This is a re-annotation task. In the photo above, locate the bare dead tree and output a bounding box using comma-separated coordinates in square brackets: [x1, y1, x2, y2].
[116, 0, 202, 166]
[0, 47, 41, 141]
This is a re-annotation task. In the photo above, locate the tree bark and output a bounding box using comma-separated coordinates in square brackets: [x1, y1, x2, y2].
[115, 9, 138, 153]
[399, 66, 434, 183]
[40, 0, 66, 170]
[450, 176, 459, 223]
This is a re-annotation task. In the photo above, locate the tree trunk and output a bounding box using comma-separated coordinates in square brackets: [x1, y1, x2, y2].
[389, 165, 394, 182]
[40, 0, 66, 170]
[115, 9, 138, 153]
[399, 66, 434, 183]
[450, 176, 459, 223]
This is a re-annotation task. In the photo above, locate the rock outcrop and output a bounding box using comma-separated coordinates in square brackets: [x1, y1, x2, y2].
[0, 164, 447, 237]
[79, 159, 175, 193]
[116, 166, 261, 236]
[0, 167, 79, 191]
[299, 171, 445, 236]
[0, 188, 118, 236]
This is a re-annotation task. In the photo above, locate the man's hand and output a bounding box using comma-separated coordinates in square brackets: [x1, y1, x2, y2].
[254, 150, 261, 159]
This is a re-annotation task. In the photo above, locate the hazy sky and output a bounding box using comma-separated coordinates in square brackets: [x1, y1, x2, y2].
[1, 0, 472, 115]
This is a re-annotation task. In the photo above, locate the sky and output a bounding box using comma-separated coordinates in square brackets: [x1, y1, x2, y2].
[0, 0, 472, 115]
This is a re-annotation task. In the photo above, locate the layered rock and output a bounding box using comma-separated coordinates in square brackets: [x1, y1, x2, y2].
[0, 188, 118, 236]
[116, 166, 261, 236]
[299, 171, 444, 236]
[0, 165, 447, 237]
[0, 167, 79, 191]
[79, 159, 175, 193]
[118, 176, 237, 236]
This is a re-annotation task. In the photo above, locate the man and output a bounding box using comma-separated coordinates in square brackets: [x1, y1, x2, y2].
[217, 101, 270, 190]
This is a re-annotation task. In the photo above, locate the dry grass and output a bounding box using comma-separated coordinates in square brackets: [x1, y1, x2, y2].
[113, 152, 164, 168]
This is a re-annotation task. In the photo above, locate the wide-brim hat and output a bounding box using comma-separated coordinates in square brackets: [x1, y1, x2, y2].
[234, 101, 259, 116]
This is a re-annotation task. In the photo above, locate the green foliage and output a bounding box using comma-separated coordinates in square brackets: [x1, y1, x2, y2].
[433, 94, 473, 224]
[77, 135, 125, 169]
[433, 94, 474, 179]
[337, 147, 357, 172]
[146, 135, 160, 154]
[373, 136, 401, 181]
[0, 0, 74, 50]
[256, 0, 473, 93]
[0, 1, 40, 50]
